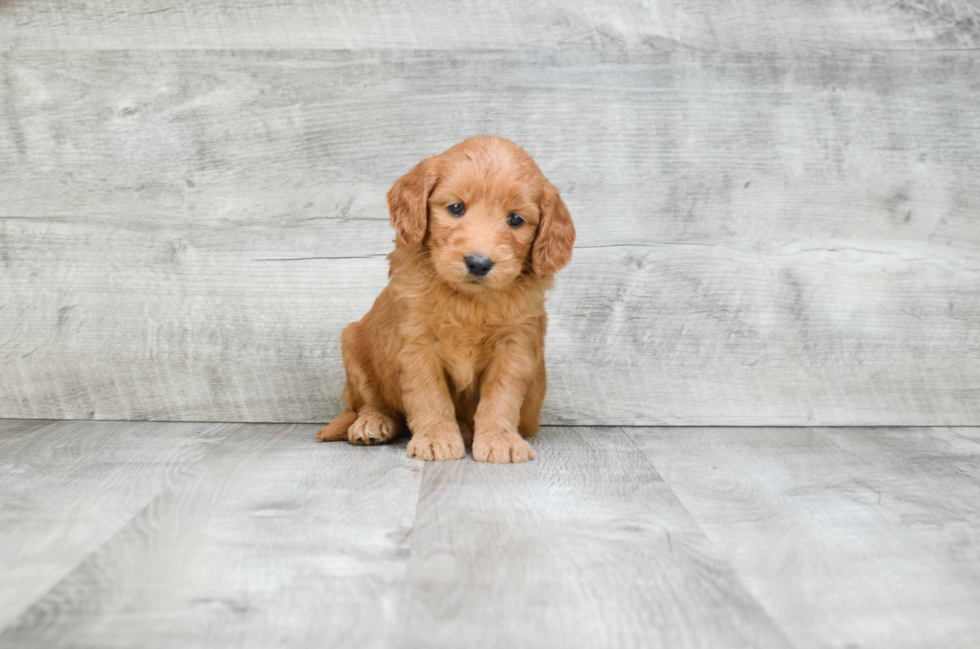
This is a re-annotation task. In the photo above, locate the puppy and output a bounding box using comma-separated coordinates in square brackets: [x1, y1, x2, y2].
[316, 136, 574, 463]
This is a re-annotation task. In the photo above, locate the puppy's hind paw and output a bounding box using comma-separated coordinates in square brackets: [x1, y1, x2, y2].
[348, 411, 399, 445]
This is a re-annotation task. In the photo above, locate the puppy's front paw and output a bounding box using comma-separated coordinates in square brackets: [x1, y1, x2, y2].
[348, 411, 398, 445]
[407, 426, 465, 461]
[472, 430, 535, 464]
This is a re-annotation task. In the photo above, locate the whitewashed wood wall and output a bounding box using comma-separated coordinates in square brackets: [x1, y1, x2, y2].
[1, 1, 978, 425]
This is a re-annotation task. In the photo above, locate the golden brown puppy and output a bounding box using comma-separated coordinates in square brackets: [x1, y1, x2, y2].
[316, 136, 574, 463]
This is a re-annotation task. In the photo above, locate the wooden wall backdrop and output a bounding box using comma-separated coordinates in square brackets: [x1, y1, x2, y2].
[1, 1, 978, 425]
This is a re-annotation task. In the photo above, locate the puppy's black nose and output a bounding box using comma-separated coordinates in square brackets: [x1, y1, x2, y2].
[464, 254, 494, 277]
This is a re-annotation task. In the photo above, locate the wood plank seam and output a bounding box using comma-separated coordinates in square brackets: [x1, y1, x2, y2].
[615, 426, 799, 647]
[0, 423, 245, 635]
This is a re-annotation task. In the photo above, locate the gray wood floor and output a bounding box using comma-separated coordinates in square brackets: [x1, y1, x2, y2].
[2, 419, 978, 648]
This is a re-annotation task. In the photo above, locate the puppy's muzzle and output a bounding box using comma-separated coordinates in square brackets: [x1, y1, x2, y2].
[464, 254, 494, 277]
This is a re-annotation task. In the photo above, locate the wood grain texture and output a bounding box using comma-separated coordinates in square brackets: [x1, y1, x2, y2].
[0, 423, 424, 648]
[0, 419, 235, 631]
[626, 426, 980, 649]
[396, 426, 792, 649]
[4, 50, 980, 233]
[2, 233, 978, 426]
[0, 423, 793, 649]
[5, 422, 979, 647]
[1, 49, 978, 424]
[0, 419, 56, 452]
[1, 0, 978, 51]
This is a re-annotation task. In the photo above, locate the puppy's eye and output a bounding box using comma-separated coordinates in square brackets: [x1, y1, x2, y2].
[507, 213, 525, 227]
[447, 203, 465, 216]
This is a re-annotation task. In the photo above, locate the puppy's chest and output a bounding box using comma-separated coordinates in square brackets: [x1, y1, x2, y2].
[434, 323, 502, 393]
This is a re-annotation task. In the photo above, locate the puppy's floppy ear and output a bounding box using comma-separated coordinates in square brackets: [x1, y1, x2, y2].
[532, 180, 576, 276]
[387, 157, 436, 249]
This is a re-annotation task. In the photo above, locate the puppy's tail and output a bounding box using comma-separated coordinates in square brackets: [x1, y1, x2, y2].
[315, 409, 358, 442]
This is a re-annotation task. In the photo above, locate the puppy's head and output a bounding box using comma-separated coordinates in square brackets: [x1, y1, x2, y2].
[387, 136, 575, 292]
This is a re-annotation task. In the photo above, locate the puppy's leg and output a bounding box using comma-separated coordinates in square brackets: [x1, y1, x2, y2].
[348, 409, 400, 445]
[318, 321, 399, 446]
[518, 360, 546, 438]
[400, 344, 465, 461]
[472, 346, 536, 464]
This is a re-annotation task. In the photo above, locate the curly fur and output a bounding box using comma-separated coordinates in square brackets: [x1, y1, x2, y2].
[316, 136, 575, 463]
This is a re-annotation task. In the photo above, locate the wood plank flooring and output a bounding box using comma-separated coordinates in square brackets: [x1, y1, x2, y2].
[2, 419, 979, 648]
